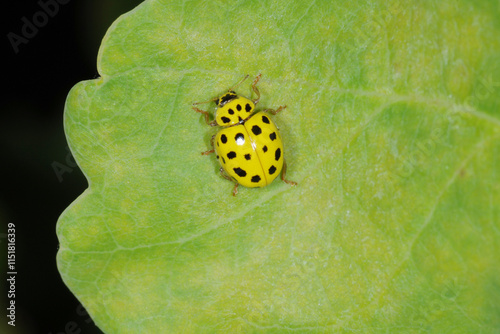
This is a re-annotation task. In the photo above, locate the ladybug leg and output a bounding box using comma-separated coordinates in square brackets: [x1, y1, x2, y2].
[232, 183, 239, 196]
[201, 149, 215, 155]
[251, 73, 262, 105]
[219, 167, 239, 196]
[201, 135, 216, 155]
[281, 159, 297, 186]
[192, 106, 217, 126]
[263, 105, 287, 115]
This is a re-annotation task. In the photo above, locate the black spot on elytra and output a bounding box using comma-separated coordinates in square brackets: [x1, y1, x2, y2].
[233, 167, 247, 177]
[262, 115, 270, 124]
[269, 165, 277, 175]
[244, 154, 251, 160]
[227, 151, 236, 159]
[269, 132, 277, 141]
[275, 148, 281, 161]
[222, 157, 226, 164]
[220, 134, 227, 144]
[252, 125, 262, 135]
[221, 116, 231, 124]
[215, 98, 220, 105]
[245, 103, 252, 112]
[235, 133, 245, 144]
[251, 175, 261, 183]
[236, 104, 242, 111]
[263, 145, 268, 153]
[228, 108, 234, 115]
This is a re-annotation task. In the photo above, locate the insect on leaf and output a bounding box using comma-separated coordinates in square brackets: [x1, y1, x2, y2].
[57, 0, 500, 332]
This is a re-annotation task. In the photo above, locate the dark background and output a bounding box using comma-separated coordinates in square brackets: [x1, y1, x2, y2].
[2, 1, 143, 333]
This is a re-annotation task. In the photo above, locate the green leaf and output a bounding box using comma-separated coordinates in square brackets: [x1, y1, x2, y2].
[57, 0, 500, 332]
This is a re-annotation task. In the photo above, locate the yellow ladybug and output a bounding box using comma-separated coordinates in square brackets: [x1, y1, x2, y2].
[193, 74, 297, 196]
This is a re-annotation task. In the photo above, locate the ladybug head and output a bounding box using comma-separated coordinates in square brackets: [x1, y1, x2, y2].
[215, 91, 237, 107]
[215, 92, 255, 126]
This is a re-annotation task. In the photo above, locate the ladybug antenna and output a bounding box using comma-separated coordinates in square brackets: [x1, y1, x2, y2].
[228, 74, 250, 92]
[192, 75, 250, 106]
[192, 97, 219, 105]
